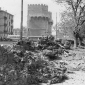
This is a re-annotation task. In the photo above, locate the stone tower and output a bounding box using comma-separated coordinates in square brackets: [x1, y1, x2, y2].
[27, 4, 53, 40]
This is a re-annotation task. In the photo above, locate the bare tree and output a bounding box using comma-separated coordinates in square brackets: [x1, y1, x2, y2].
[54, 0, 85, 47]
[60, 10, 76, 29]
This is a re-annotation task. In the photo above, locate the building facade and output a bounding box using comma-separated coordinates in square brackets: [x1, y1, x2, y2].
[13, 27, 28, 37]
[13, 28, 20, 35]
[27, 4, 53, 40]
[0, 8, 13, 38]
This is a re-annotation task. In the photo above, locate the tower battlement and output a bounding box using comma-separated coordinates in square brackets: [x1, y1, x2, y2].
[28, 4, 48, 8]
[28, 4, 48, 10]
[27, 4, 53, 39]
[28, 4, 48, 16]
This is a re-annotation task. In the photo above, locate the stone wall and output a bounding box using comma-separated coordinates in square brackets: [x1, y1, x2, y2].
[27, 4, 53, 38]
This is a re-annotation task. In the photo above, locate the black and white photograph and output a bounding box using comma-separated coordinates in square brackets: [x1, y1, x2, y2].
[0, 0, 85, 85]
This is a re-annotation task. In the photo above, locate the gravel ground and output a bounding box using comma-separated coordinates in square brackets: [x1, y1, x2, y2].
[53, 48, 85, 85]
[42, 48, 85, 85]
[42, 71, 85, 85]
[52, 71, 85, 85]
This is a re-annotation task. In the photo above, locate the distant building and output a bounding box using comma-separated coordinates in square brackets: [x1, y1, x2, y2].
[0, 8, 13, 38]
[27, 4, 53, 40]
[13, 27, 28, 37]
[13, 28, 20, 35]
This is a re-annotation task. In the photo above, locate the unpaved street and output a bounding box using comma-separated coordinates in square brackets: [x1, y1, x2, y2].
[54, 71, 85, 85]
[54, 48, 85, 85]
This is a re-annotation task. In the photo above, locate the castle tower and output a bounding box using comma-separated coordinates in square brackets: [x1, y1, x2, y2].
[27, 4, 53, 40]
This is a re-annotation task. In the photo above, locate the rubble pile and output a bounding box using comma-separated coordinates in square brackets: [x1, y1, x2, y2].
[0, 35, 69, 85]
[62, 49, 85, 72]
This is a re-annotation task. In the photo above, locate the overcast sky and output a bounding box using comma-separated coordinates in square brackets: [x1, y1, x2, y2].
[0, 0, 66, 28]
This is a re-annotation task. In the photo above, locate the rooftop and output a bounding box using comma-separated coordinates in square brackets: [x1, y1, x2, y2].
[0, 7, 13, 16]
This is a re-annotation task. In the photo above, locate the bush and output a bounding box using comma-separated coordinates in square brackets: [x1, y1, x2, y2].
[16, 40, 35, 51]
[0, 36, 68, 85]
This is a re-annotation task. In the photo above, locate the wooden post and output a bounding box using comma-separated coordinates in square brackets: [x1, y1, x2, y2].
[20, 0, 23, 41]
[56, 12, 57, 40]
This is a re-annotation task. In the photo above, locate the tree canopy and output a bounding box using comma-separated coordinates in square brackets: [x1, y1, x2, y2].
[54, 0, 85, 31]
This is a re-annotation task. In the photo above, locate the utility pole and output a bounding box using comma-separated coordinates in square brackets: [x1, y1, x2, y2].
[20, 0, 23, 41]
[56, 12, 57, 40]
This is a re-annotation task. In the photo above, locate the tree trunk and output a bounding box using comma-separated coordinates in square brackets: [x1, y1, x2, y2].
[78, 38, 82, 47]
[78, 40, 81, 47]
[73, 32, 77, 48]
[74, 39, 77, 48]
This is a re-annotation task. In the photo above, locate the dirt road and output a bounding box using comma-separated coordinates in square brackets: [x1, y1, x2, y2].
[53, 71, 85, 85]
[54, 48, 85, 85]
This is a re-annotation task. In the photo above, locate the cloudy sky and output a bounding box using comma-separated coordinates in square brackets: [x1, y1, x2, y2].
[0, 0, 66, 28]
